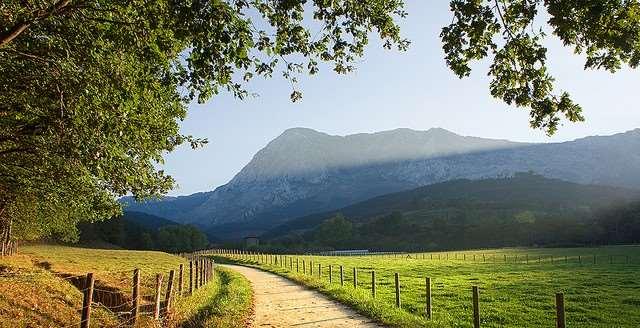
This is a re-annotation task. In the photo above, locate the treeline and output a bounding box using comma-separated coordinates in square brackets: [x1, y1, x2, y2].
[79, 211, 208, 253]
[265, 201, 640, 253]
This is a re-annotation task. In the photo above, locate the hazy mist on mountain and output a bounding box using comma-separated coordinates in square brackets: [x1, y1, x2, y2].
[123, 127, 640, 237]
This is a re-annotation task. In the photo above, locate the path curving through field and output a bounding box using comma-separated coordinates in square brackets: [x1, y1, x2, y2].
[221, 264, 383, 328]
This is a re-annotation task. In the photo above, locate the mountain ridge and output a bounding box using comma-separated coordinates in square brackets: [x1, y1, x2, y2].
[123, 127, 640, 237]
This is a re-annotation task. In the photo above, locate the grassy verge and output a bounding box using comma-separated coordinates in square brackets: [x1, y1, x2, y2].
[0, 252, 120, 328]
[218, 245, 640, 328]
[173, 267, 253, 328]
[0, 245, 253, 328]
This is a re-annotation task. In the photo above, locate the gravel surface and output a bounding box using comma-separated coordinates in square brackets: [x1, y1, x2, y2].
[222, 264, 383, 328]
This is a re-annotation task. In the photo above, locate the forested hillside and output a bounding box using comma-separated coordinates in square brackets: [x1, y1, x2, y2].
[263, 173, 640, 251]
[79, 211, 208, 252]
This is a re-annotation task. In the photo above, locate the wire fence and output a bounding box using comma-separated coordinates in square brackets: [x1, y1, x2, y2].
[203, 248, 640, 328]
[1, 256, 216, 328]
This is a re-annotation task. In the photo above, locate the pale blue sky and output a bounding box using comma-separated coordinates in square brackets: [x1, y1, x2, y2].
[163, 1, 640, 196]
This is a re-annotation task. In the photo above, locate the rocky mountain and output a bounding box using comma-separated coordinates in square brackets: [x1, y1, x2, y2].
[123, 127, 640, 237]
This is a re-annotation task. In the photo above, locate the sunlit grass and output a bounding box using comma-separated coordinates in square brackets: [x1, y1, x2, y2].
[222, 245, 640, 328]
[173, 267, 253, 328]
[21, 245, 189, 296]
[1, 245, 253, 328]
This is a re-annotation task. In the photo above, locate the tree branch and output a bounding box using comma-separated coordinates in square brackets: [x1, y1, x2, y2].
[0, 0, 73, 48]
[0, 147, 34, 156]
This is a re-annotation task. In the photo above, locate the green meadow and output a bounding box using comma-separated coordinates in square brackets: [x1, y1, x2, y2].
[221, 246, 640, 328]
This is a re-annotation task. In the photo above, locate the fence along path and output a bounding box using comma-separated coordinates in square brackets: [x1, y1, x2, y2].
[222, 264, 383, 328]
[59, 256, 215, 328]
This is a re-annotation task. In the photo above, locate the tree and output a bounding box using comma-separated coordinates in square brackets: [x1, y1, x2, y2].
[0, 0, 409, 253]
[442, 0, 640, 135]
[312, 214, 353, 247]
[155, 225, 208, 253]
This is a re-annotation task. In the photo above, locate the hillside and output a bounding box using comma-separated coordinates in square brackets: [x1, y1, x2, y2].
[121, 210, 179, 229]
[0, 245, 252, 328]
[124, 128, 640, 238]
[263, 173, 640, 250]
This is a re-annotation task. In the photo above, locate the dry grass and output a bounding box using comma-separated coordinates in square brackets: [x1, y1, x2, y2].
[0, 245, 252, 328]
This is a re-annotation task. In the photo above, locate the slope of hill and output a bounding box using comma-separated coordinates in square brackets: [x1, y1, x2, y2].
[124, 128, 640, 238]
[263, 173, 640, 250]
[267, 172, 639, 235]
[120, 192, 212, 222]
[0, 245, 252, 328]
[120, 210, 179, 229]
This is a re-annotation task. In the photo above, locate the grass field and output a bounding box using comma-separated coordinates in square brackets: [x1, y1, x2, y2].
[221, 246, 640, 328]
[0, 245, 252, 328]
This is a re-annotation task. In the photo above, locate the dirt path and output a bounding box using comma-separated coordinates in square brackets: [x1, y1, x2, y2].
[221, 264, 384, 328]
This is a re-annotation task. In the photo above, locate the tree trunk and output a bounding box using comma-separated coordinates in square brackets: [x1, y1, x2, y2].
[0, 206, 13, 257]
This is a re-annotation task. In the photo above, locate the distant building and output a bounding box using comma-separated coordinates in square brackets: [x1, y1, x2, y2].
[244, 235, 259, 248]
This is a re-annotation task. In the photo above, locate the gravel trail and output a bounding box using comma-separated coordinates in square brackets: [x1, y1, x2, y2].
[221, 264, 384, 328]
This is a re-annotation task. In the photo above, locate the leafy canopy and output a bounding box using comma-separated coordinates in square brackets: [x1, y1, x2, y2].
[442, 0, 640, 135]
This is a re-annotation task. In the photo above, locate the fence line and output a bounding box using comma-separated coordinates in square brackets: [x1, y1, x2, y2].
[205, 248, 576, 328]
[55, 255, 217, 328]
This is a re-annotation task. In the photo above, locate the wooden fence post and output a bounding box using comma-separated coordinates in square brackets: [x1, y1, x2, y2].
[194, 260, 199, 289]
[154, 273, 163, 320]
[178, 264, 184, 296]
[80, 273, 94, 328]
[310, 260, 314, 275]
[206, 259, 209, 284]
[353, 268, 358, 288]
[371, 271, 376, 298]
[426, 277, 432, 319]
[318, 263, 321, 278]
[206, 260, 210, 284]
[394, 273, 401, 308]
[199, 259, 204, 287]
[165, 270, 175, 315]
[189, 261, 193, 294]
[131, 269, 140, 324]
[472, 286, 480, 328]
[556, 293, 565, 328]
[303, 260, 306, 274]
[296, 258, 299, 272]
[340, 266, 344, 286]
[202, 260, 207, 285]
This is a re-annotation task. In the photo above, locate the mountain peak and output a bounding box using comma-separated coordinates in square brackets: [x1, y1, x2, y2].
[278, 127, 326, 139]
[232, 127, 523, 185]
